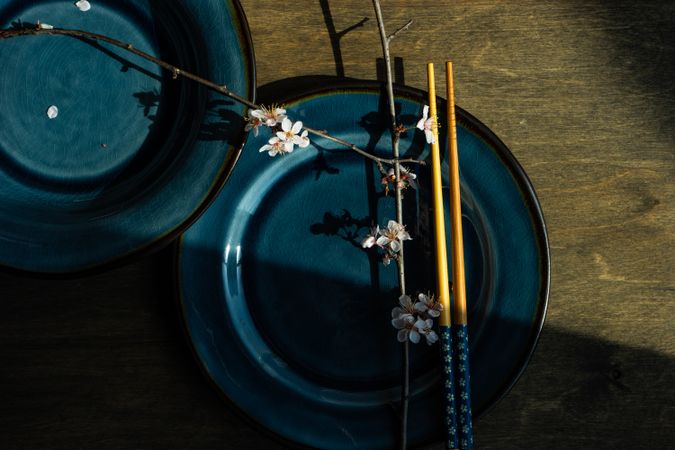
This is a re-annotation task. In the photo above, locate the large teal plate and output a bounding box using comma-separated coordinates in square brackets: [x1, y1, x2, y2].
[0, 0, 254, 274]
[177, 84, 549, 449]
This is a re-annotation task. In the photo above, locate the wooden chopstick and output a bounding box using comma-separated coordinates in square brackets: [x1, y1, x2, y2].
[446, 61, 474, 450]
[426, 62, 459, 450]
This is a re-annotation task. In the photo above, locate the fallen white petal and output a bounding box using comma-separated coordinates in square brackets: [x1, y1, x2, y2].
[46, 105, 58, 119]
[38, 22, 54, 30]
[75, 1, 91, 12]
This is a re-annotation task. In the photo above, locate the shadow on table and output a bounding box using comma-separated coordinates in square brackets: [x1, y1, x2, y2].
[0, 245, 672, 449]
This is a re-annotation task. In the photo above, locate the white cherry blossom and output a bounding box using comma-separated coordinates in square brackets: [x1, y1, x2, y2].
[251, 106, 286, 127]
[259, 136, 293, 157]
[245, 110, 263, 136]
[376, 220, 412, 253]
[415, 318, 439, 345]
[391, 293, 441, 346]
[391, 294, 416, 322]
[276, 118, 304, 147]
[394, 316, 421, 344]
[381, 166, 417, 191]
[414, 292, 443, 318]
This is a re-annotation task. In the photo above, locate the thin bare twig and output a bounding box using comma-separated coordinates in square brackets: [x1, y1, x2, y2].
[0, 25, 256, 107]
[371, 1, 412, 449]
[387, 19, 413, 43]
[0, 25, 425, 171]
[304, 126, 423, 175]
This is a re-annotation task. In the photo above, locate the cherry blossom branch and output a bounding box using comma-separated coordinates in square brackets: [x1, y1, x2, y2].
[0, 24, 425, 172]
[0, 25, 256, 108]
[371, 1, 413, 448]
[303, 126, 420, 175]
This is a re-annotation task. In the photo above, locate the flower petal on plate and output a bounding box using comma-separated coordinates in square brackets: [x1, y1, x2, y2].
[75, 0, 91, 12]
[46, 105, 58, 119]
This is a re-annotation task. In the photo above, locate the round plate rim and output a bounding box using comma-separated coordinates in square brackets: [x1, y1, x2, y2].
[175, 80, 550, 448]
[0, 0, 256, 277]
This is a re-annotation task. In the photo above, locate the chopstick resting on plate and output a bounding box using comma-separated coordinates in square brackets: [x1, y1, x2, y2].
[426, 62, 459, 450]
[447, 61, 474, 450]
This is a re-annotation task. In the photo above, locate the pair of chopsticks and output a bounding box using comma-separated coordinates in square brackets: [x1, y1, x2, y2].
[427, 62, 474, 450]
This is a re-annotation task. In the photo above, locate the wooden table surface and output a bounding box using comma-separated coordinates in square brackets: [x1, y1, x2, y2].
[1, 1, 673, 449]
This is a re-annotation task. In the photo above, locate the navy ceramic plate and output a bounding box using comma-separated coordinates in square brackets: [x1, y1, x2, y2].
[0, 0, 253, 273]
[177, 84, 549, 449]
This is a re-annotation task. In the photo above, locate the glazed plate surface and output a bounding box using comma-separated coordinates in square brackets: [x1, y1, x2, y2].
[178, 85, 549, 449]
[0, 0, 253, 273]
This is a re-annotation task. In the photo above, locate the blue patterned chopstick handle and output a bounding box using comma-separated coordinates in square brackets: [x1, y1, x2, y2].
[453, 324, 473, 450]
[440, 325, 458, 449]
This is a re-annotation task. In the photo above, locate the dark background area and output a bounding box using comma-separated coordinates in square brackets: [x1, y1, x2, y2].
[1, 1, 673, 449]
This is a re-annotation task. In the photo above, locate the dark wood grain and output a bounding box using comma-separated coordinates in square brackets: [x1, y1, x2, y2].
[1, 1, 673, 449]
